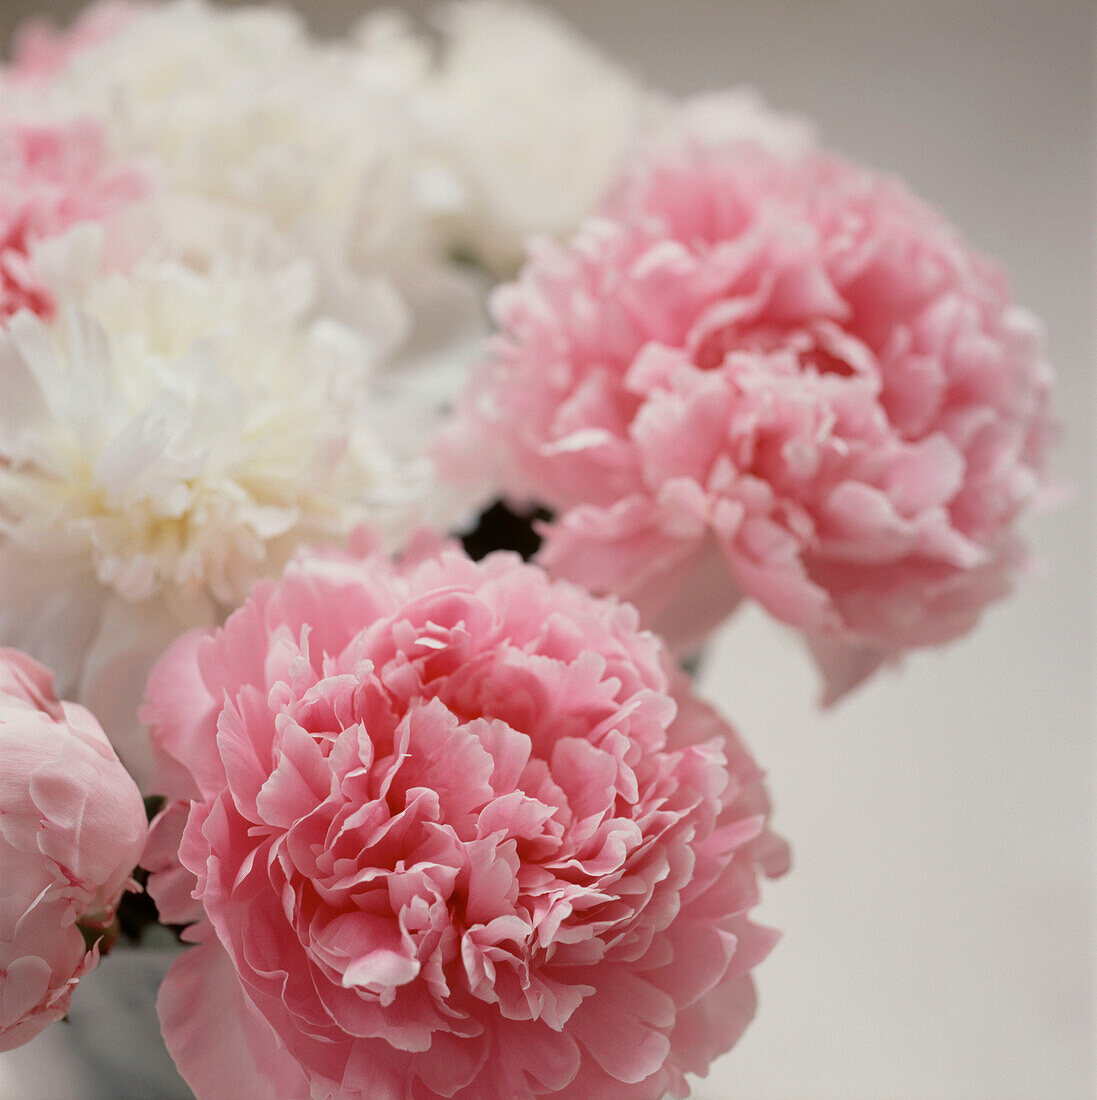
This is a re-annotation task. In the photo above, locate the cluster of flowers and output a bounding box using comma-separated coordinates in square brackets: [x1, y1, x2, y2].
[0, 2, 1055, 1098]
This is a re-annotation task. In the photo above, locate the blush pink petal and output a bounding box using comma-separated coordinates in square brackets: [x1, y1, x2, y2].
[8, 1, 141, 82]
[158, 927, 312, 1100]
[141, 628, 222, 802]
[143, 800, 204, 928]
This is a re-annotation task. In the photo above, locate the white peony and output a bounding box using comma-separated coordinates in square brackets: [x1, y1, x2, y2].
[10, 0, 484, 385]
[23, 1, 405, 228]
[413, 0, 660, 275]
[0, 226, 451, 787]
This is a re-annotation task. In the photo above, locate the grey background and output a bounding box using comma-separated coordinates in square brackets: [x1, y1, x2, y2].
[0, 2, 1093, 1098]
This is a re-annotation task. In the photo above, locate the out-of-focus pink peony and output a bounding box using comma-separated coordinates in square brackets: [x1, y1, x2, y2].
[451, 94, 1056, 701]
[8, 1, 142, 83]
[0, 648, 147, 1052]
[147, 532, 786, 1099]
[0, 119, 150, 321]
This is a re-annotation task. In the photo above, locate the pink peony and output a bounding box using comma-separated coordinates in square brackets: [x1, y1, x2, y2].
[0, 119, 150, 321]
[0, 648, 147, 1051]
[146, 533, 786, 1099]
[451, 95, 1055, 701]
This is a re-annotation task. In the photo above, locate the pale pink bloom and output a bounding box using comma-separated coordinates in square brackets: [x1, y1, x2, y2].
[0, 119, 150, 321]
[8, 1, 142, 83]
[0, 648, 147, 1052]
[452, 97, 1055, 701]
[147, 533, 786, 1099]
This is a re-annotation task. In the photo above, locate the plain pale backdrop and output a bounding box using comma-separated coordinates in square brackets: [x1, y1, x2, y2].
[0, 2, 1093, 1098]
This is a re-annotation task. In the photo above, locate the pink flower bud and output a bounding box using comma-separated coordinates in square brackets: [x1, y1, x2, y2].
[0, 648, 147, 1051]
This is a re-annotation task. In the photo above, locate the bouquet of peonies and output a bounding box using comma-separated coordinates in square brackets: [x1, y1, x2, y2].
[0, 2, 1059, 1098]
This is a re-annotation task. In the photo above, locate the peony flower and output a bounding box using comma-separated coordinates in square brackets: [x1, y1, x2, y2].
[413, 0, 657, 275]
[5, 0, 487, 450]
[0, 117, 150, 322]
[450, 94, 1056, 701]
[0, 647, 147, 1052]
[0, 226, 455, 787]
[146, 534, 786, 1099]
